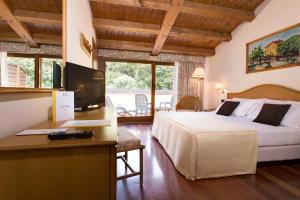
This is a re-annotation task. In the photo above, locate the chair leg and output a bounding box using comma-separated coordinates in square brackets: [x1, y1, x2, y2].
[124, 151, 128, 171]
[139, 148, 143, 186]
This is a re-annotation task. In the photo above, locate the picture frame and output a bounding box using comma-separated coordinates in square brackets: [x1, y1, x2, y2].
[246, 23, 300, 74]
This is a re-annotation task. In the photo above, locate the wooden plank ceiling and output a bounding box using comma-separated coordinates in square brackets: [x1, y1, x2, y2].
[92, 0, 264, 56]
[0, 0, 62, 47]
[0, 0, 264, 56]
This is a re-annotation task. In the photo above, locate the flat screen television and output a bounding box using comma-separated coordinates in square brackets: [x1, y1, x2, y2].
[53, 62, 62, 89]
[64, 62, 105, 111]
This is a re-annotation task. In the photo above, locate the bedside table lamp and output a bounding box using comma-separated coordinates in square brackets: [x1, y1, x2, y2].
[215, 83, 227, 102]
[191, 67, 205, 111]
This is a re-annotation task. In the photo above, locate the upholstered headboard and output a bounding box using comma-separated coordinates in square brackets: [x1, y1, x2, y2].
[228, 84, 300, 102]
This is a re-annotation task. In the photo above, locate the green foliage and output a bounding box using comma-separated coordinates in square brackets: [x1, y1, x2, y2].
[155, 65, 174, 90]
[106, 62, 174, 90]
[7, 57, 63, 88]
[7, 57, 35, 87]
[250, 45, 264, 61]
[277, 35, 300, 58]
[111, 74, 136, 89]
[40, 58, 63, 88]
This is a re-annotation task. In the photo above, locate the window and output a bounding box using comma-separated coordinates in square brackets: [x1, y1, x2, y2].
[106, 61, 152, 117]
[0, 53, 62, 89]
[105, 60, 177, 120]
[40, 57, 63, 88]
[6, 55, 35, 88]
[155, 64, 176, 110]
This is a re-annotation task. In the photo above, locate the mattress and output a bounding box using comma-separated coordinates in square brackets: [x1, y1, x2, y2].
[209, 112, 300, 147]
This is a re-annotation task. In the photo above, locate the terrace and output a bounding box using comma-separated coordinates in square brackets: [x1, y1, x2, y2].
[105, 61, 177, 117]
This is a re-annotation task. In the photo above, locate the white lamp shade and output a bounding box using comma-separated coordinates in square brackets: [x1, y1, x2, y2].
[215, 83, 223, 90]
[191, 67, 205, 78]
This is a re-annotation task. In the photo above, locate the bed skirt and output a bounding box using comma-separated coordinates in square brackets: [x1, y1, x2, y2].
[152, 112, 258, 180]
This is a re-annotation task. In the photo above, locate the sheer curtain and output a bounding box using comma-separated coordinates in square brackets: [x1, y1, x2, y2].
[177, 62, 204, 110]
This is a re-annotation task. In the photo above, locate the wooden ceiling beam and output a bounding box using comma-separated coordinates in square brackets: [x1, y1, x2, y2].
[182, 1, 255, 22]
[93, 17, 231, 41]
[0, 0, 37, 47]
[90, 0, 255, 21]
[33, 34, 62, 45]
[97, 39, 215, 56]
[90, 0, 169, 10]
[93, 18, 160, 34]
[0, 32, 24, 43]
[0, 32, 61, 45]
[151, 0, 185, 56]
[170, 27, 231, 41]
[14, 9, 62, 25]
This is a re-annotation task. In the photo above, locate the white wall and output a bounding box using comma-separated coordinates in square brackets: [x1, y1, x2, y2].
[206, 0, 300, 109]
[66, 0, 96, 68]
[0, 96, 52, 139]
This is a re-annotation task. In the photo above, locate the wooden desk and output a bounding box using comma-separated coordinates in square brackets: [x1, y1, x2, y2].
[0, 107, 117, 200]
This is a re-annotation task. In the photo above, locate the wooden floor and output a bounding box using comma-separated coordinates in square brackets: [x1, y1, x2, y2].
[117, 124, 300, 200]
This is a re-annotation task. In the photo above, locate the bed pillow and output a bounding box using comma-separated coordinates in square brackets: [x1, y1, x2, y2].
[232, 99, 260, 117]
[262, 99, 300, 128]
[253, 104, 291, 126]
[281, 104, 300, 128]
[245, 99, 265, 120]
[216, 101, 240, 116]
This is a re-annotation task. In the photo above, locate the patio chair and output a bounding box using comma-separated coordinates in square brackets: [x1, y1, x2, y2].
[135, 94, 150, 116]
[105, 96, 133, 117]
[159, 96, 174, 110]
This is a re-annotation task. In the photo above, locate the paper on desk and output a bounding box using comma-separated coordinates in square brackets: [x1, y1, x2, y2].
[60, 120, 111, 128]
[15, 128, 68, 136]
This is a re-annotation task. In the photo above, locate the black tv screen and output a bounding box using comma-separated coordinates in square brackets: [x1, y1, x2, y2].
[64, 62, 105, 110]
[53, 62, 61, 89]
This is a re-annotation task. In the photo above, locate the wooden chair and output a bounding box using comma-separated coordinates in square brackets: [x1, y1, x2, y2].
[175, 96, 200, 111]
[117, 127, 145, 185]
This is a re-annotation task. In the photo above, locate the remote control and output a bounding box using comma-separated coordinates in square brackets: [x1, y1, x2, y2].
[48, 130, 94, 140]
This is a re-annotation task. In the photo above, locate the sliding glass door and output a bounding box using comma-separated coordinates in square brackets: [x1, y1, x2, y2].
[105, 60, 176, 121]
[105, 61, 152, 118]
[155, 64, 177, 111]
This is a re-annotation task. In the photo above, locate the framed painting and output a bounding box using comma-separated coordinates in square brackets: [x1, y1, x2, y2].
[246, 23, 300, 73]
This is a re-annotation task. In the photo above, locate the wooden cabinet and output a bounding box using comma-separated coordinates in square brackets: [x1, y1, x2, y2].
[0, 108, 117, 200]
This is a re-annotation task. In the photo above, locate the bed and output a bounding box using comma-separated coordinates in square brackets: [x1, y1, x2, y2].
[151, 84, 300, 180]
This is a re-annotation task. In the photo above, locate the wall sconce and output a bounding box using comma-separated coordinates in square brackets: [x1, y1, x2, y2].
[215, 83, 227, 102]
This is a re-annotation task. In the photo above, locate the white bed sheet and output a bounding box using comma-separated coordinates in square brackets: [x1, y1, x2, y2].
[208, 112, 300, 147]
[152, 111, 258, 179]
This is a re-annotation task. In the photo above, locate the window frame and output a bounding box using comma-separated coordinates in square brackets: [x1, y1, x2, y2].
[39, 55, 63, 89]
[1, 53, 62, 90]
[104, 58, 175, 123]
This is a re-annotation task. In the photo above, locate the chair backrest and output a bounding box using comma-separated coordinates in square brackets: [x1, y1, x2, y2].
[105, 96, 114, 107]
[176, 96, 200, 111]
[135, 94, 148, 110]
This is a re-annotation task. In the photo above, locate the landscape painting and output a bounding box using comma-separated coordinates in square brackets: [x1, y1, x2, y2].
[246, 23, 300, 73]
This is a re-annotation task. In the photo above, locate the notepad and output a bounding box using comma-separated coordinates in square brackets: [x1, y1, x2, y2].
[16, 128, 68, 136]
[60, 120, 111, 128]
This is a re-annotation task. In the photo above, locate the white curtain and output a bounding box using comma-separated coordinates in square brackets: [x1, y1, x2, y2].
[177, 62, 204, 100]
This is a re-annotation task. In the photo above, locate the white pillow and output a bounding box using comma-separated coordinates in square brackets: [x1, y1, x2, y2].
[281, 103, 300, 128]
[245, 99, 265, 120]
[232, 98, 254, 102]
[232, 99, 259, 117]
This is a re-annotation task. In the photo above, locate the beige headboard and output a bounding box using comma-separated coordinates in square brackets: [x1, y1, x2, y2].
[228, 84, 300, 102]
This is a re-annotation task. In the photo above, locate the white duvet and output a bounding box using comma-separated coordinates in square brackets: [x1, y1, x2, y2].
[152, 111, 258, 180]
